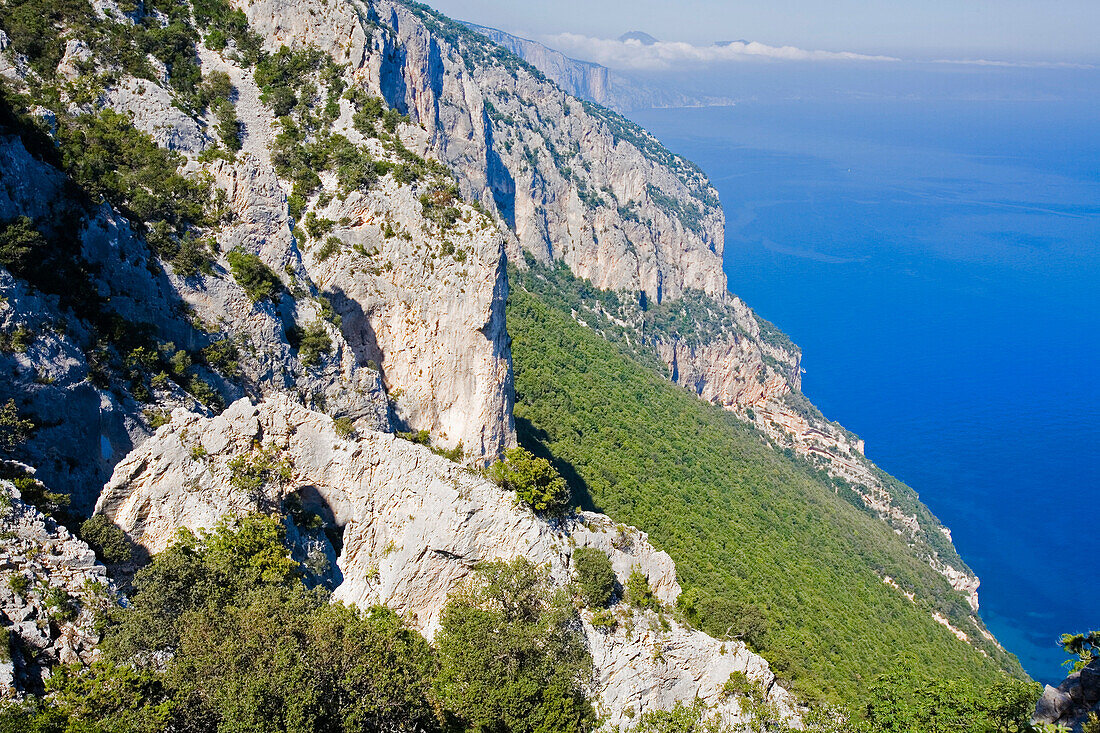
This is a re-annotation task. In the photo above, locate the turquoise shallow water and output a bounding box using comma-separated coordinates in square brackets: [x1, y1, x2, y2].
[630, 76, 1100, 684]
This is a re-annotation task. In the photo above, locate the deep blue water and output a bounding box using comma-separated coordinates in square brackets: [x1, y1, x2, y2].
[630, 69, 1100, 684]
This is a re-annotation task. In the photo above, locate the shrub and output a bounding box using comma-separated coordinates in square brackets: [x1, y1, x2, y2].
[0, 325, 34, 353]
[201, 337, 241, 378]
[226, 249, 282, 303]
[316, 236, 340, 262]
[54, 109, 210, 232]
[187, 375, 224, 410]
[227, 444, 293, 500]
[0, 216, 45, 275]
[678, 590, 768, 650]
[0, 399, 34, 454]
[573, 547, 615, 608]
[8, 574, 29, 598]
[144, 409, 170, 428]
[304, 213, 335, 240]
[0, 514, 441, 732]
[290, 320, 332, 367]
[625, 566, 658, 610]
[316, 296, 342, 327]
[589, 609, 617, 631]
[44, 587, 78, 623]
[170, 235, 214, 278]
[332, 416, 355, 439]
[487, 447, 569, 513]
[434, 558, 596, 733]
[79, 515, 134, 564]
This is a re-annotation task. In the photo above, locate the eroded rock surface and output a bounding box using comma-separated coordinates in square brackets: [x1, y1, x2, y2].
[97, 396, 798, 728]
[0, 478, 112, 696]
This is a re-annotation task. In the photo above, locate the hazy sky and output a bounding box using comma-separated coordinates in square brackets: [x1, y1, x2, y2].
[427, 0, 1100, 64]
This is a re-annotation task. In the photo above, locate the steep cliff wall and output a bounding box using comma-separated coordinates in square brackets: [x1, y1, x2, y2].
[234, 0, 726, 301]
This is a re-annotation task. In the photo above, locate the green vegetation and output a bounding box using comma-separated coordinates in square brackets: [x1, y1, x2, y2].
[0, 0, 94, 76]
[487, 446, 570, 513]
[420, 183, 462, 230]
[625, 566, 659, 610]
[572, 546, 615, 608]
[289, 320, 333, 367]
[7, 574, 29, 598]
[678, 589, 768, 650]
[511, 256, 762, 375]
[859, 662, 1038, 733]
[78, 515, 133, 564]
[507, 281, 1023, 703]
[225, 249, 282, 303]
[0, 515, 604, 733]
[434, 557, 595, 733]
[0, 398, 33, 453]
[647, 182, 706, 236]
[198, 71, 242, 153]
[0, 215, 42, 275]
[332, 416, 356, 439]
[227, 443, 293, 500]
[1060, 630, 1100, 673]
[53, 109, 211, 236]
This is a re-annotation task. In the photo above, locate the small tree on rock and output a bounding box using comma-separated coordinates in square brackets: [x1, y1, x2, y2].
[488, 447, 569, 513]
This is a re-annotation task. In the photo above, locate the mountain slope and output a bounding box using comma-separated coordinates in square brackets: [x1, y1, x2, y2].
[507, 264, 1023, 703]
[0, 0, 1025, 718]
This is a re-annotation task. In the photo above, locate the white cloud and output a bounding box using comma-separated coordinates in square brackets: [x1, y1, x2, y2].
[930, 58, 1095, 69]
[538, 33, 900, 70]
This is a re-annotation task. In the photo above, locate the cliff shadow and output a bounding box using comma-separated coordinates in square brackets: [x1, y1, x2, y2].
[483, 109, 516, 230]
[515, 415, 599, 514]
[323, 286, 409, 431]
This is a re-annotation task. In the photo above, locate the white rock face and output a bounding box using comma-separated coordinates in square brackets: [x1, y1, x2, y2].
[97, 396, 798, 727]
[105, 76, 211, 153]
[0, 478, 112, 695]
[238, 0, 727, 303]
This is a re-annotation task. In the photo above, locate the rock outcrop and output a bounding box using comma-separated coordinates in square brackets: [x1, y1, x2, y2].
[1034, 658, 1100, 732]
[0, 477, 112, 695]
[96, 396, 798, 728]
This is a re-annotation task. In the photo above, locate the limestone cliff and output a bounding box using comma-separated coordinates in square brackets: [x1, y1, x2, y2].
[235, 0, 726, 301]
[97, 396, 799, 728]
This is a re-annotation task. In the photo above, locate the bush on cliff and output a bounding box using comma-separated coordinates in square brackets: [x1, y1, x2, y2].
[434, 557, 596, 733]
[0, 515, 604, 733]
[488, 446, 570, 513]
[226, 249, 283, 303]
[572, 547, 616, 608]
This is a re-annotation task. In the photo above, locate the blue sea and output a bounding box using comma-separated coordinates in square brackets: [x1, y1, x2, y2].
[630, 63, 1100, 684]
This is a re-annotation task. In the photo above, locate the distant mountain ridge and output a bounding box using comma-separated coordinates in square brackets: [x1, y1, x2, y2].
[464, 23, 731, 112]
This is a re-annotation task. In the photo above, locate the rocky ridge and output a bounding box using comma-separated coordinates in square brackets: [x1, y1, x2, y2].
[0, 0, 1001, 713]
[96, 395, 799, 728]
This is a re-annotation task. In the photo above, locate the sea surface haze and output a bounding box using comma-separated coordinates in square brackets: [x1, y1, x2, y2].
[630, 65, 1100, 684]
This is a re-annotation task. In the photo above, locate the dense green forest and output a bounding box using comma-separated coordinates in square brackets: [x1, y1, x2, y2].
[507, 265, 1025, 704]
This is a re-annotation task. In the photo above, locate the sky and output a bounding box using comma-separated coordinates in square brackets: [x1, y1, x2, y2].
[427, 0, 1100, 66]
